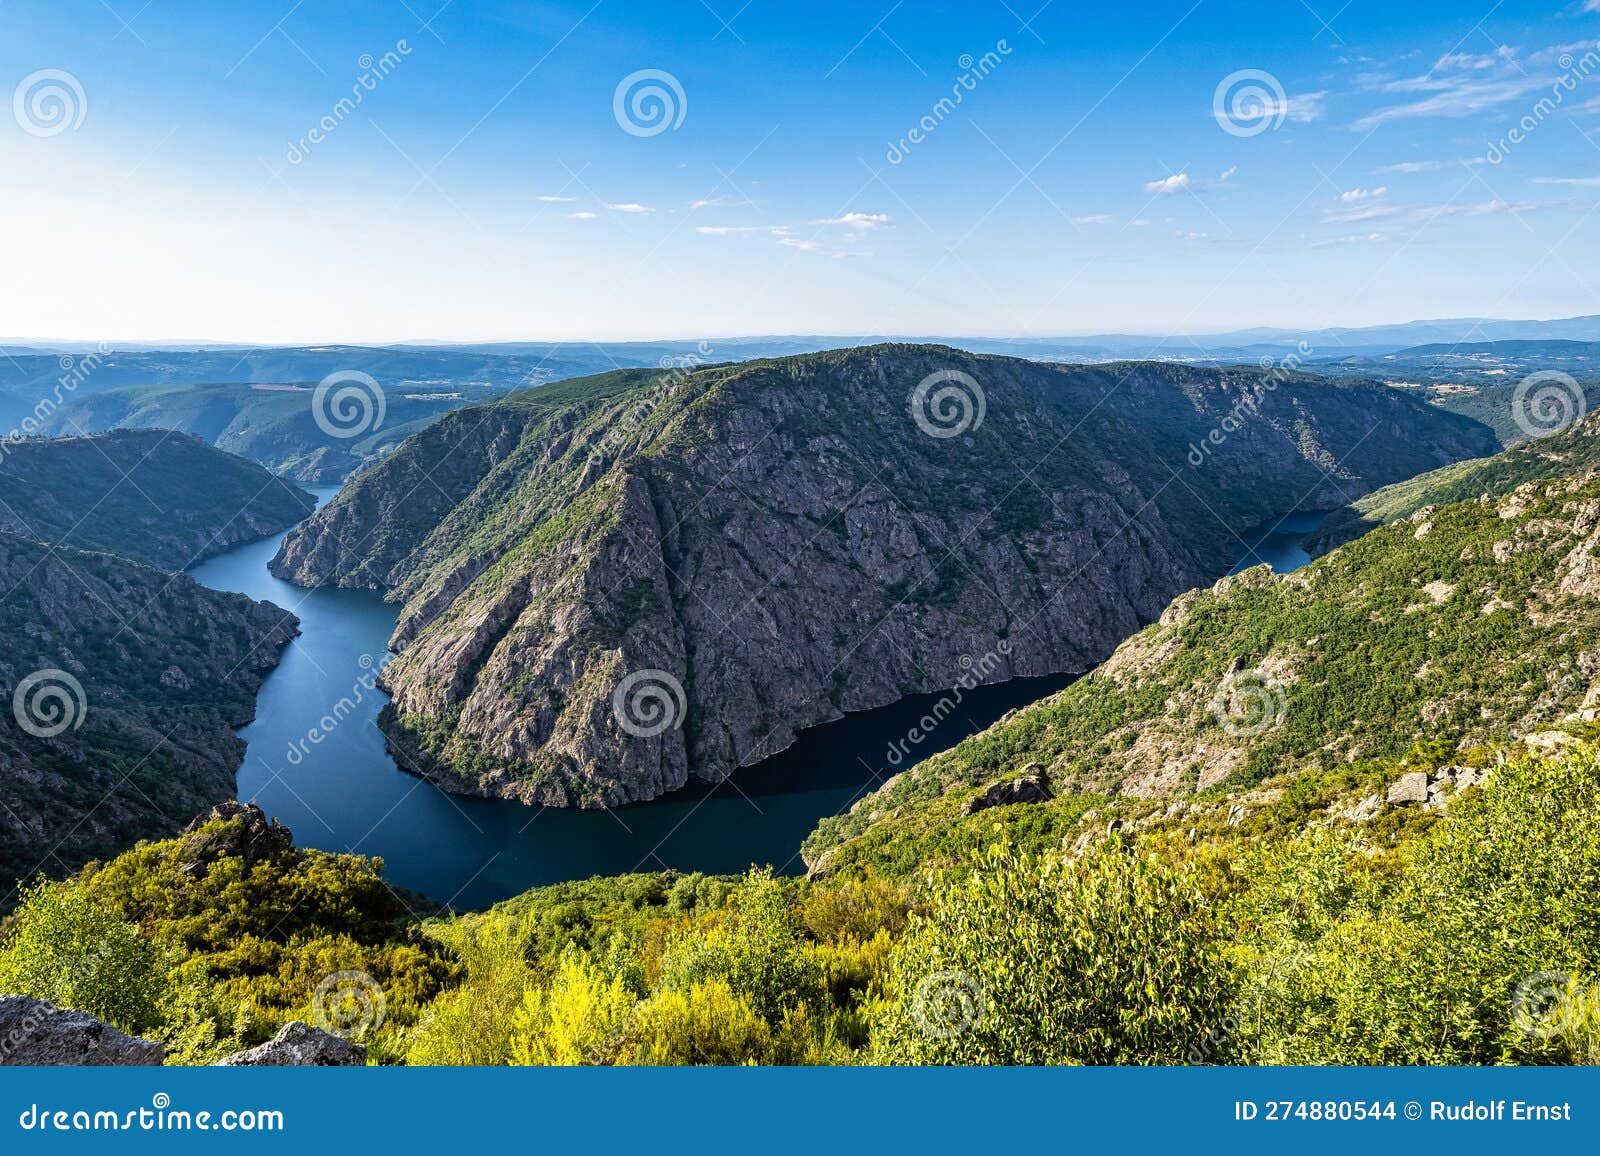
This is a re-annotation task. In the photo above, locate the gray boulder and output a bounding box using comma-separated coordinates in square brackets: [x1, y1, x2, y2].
[1386, 771, 1430, 806]
[961, 769, 1052, 816]
[0, 996, 163, 1066]
[217, 1021, 365, 1066]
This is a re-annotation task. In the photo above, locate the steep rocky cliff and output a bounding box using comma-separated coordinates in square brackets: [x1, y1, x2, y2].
[271, 345, 1496, 808]
[0, 533, 298, 887]
[802, 464, 1600, 876]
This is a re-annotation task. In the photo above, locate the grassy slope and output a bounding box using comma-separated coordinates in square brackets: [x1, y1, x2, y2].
[0, 430, 314, 569]
[40, 383, 468, 483]
[1312, 414, 1600, 552]
[804, 467, 1600, 877]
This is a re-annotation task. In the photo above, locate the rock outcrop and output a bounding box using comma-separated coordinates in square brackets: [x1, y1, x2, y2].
[0, 534, 299, 883]
[273, 345, 1496, 808]
[962, 769, 1052, 815]
[0, 997, 164, 1066]
[216, 1021, 366, 1067]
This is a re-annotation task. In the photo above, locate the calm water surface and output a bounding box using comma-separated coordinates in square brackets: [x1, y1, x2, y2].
[1227, 510, 1327, 575]
[188, 489, 1073, 908]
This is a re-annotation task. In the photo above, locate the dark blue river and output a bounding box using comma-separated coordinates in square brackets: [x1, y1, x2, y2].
[188, 489, 1074, 909]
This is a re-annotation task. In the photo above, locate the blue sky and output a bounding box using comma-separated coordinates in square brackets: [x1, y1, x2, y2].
[3, 0, 1600, 341]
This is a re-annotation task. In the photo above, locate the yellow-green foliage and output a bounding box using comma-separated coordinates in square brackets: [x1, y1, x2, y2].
[871, 841, 1233, 1065]
[510, 950, 635, 1065]
[1227, 746, 1600, 1064]
[0, 880, 167, 1034]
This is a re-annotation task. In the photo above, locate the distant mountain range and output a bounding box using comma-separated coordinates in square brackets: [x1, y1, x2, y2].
[9, 312, 1600, 366]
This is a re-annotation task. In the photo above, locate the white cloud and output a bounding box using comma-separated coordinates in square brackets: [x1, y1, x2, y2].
[812, 212, 892, 229]
[1354, 70, 1546, 130]
[694, 224, 785, 235]
[536, 194, 578, 203]
[1338, 186, 1388, 202]
[1143, 173, 1190, 195]
[568, 211, 598, 220]
[1311, 232, 1389, 248]
[1072, 213, 1112, 224]
[778, 237, 821, 251]
[1217, 165, 1238, 182]
[1377, 160, 1442, 173]
[1531, 175, 1600, 185]
[605, 202, 654, 214]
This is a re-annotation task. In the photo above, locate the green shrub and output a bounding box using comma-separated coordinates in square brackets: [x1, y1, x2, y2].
[0, 880, 167, 1034]
[872, 842, 1233, 1064]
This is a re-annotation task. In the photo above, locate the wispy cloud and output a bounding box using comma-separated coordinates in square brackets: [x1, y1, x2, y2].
[1376, 160, 1442, 173]
[812, 212, 892, 229]
[1321, 197, 1565, 226]
[536, 194, 578, 203]
[1143, 173, 1190, 195]
[568, 211, 598, 220]
[1072, 213, 1112, 224]
[1531, 175, 1600, 186]
[1311, 231, 1389, 248]
[605, 202, 655, 214]
[1338, 186, 1387, 202]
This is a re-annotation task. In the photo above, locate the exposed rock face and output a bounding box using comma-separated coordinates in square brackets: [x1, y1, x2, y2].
[216, 1021, 366, 1067]
[179, 803, 293, 873]
[803, 471, 1600, 873]
[1386, 771, 1430, 805]
[272, 345, 1496, 808]
[0, 997, 163, 1066]
[0, 534, 299, 883]
[962, 769, 1052, 815]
